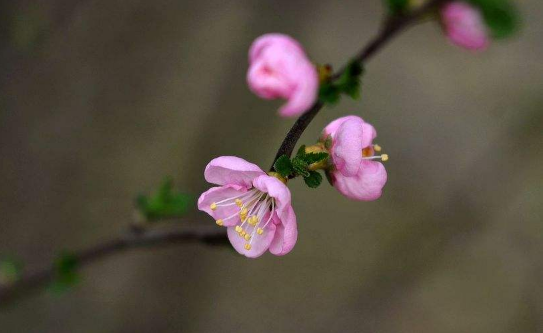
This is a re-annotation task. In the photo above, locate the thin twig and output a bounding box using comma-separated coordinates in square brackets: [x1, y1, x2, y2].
[0, 0, 447, 306]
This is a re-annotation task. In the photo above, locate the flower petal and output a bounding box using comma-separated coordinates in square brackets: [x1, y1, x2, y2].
[269, 206, 297, 256]
[248, 33, 304, 64]
[227, 223, 277, 258]
[197, 185, 247, 226]
[332, 117, 365, 177]
[332, 160, 387, 201]
[252, 175, 292, 218]
[204, 156, 265, 187]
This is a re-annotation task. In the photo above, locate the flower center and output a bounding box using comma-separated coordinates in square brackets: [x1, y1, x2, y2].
[210, 188, 275, 251]
[362, 144, 389, 162]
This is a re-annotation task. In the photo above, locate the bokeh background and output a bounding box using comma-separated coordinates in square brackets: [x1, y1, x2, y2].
[1, 0, 542, 332]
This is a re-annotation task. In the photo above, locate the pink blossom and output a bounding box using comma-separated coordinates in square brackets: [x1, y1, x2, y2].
[198, 156, 297, 258]
[441, 1, 489, 51]
[247, 33, 318, 117]
[322, 115, 388, 201]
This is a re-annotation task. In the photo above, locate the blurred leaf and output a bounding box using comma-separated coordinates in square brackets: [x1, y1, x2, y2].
[303, 171, 323, 188]
[49, 252, 79, 295]
[469, 0, 520, 38]
[0, 257, 23, 285]
[384, 0, 409, 15]
[318, 83, 341, 105]
[318, 61, 364, 105]
[273, 155, 294, 178]
[136, 177, 193, 221]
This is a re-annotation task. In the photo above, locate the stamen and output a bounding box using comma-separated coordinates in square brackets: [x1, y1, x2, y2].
[244, 244, 251, 250]
[215, 219, 223, 226]
[362, 154, 389, 162]
[257, 228, 264, 235]
[210, 203, 217, 210]
[373, 144, 382, 152]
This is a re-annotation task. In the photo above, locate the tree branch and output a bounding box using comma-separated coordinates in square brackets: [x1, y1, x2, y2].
[0, 0, 447, 306]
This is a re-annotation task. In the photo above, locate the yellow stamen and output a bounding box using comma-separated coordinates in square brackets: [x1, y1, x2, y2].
[373, 144, 382, 152]
[244, 243, 251, 250]
[240, 231, 246, 237]
[215, 219, 223, 226]
[235, 199, 243, 207]
[257, 228, 264, 235]
[381, 154, 389, 162]
[210, 203, 217, 211]
[244, 234, 251, 241]
[235, 226, 242, 233]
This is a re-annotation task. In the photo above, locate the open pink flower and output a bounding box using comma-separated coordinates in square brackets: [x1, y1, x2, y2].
[321, 115, 388, 201]
[441, 1, 489, 51]
[198, 156, 297, 258]
[247, 33, 318, 117]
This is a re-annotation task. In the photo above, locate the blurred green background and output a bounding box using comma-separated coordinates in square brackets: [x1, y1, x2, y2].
[1, 0, 542, 332]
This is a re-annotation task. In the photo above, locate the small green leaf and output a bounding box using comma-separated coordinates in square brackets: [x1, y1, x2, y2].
[296, 145, 307, 158]
[337, 61, 364, 100]
[385, 0, 409, 15]
[302, 152, 329, 165]
[49, 252, 79, 295]
[273, 155, 294, 178]
[136, 177, 193, 221]
[0, 258, 23, 285]
[469, 0, 519, 39]
[318, 83, 341, 105]
[292, 157, 310, 178]
[303, 171, 323, 188]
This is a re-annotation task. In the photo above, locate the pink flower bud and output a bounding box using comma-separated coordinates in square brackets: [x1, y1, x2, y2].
[247, 33, 318, 117]
[441, 1, 489, 51]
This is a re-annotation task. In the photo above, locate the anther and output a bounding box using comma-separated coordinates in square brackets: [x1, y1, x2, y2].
[244, 244, 252, 250]
[373, 144, 382, 152]
[235, 199, 243, 207]
[240, 231, 247, 237]
[210, 203, 217, 211]
[215, 219, 223, 226]
[244, 234, 251, 241]
[257, 228, 264, 235]
[381, 154, 389, 161]
[235, 226, 242, 233]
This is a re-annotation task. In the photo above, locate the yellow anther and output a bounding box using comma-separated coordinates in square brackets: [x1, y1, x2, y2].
[240, 208, 248, 215]
[235, 199, 243, 207]
[381, 154, 389, 162]
[373, 144, 382, 152]
[215, 219, 223, 226]
[244, 243, 252, 250]
[210, 203, 217, 211]
[257, 228, 264, 235]
[240, 231, 246, 237]
[235, 226, 242, 233]
[244, 234, 251, 241]
[248, 216, 258, 226]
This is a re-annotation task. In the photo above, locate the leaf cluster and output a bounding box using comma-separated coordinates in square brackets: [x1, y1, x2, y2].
[318, 61, 364, 105]
[273, 146, 329, 188]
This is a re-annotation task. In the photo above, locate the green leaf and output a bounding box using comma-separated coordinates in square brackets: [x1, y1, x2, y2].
[296, 145, 307, 158]
[318, 83, 341, 105]
[385, 0, 409, 15]
[291, 157, 310, 178]
[0, 258, 23, 285]
[136, 177, 193, 221]
[469, 0, 519, 39]
[303, 171, 323, 188]
[273, 155, 294, 178]
[49, 252, 79, 295]
[337, 61, 364, 100]
[302, 152, 329, 165]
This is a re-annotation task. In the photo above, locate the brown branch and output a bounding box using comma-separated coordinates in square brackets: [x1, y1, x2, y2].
[0, 0, 448, 306]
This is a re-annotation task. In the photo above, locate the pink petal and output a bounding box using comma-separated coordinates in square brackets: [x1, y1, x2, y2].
[227, 223, 277, 258]
[252, 175, 292, 218]
[360, 121, 377, 148]
[332, 160, 387, 201]
[204, 156, 265, 187]
[278, 61, 318, 117]
[197, 185, 247, 226]
[332, 117, 365, 177]
[322, 115, 364, 139]
[269, 206, 297, 256]
[249, 33, 304, 64]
